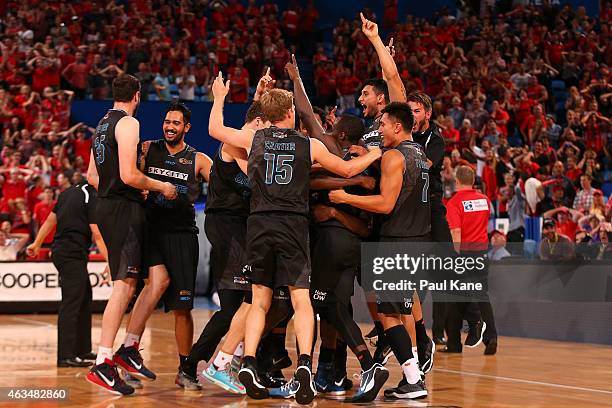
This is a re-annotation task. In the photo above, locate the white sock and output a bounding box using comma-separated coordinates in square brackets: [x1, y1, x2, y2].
[234, 342, 244, 358]
[412, 346, 418, 359]
[213, 351, 233, 370]
[96, 346, 113, 365]
[124, 333, 140, 348]
[402, 357, 421, 384]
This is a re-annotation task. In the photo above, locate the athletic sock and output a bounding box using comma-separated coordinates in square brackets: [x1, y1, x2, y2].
[234, 342, 244, 358]
[412, 346, 418, 359]
[96, 346, 113, 366]
[415, 318, 429, 345]
[356, 349, 374, 371]
[318, 346, 334, 366]
[384, 325, 413, 364]
[401, 357, 421, 384]
[179, 354, 189, 369]
[374, 320, 385, 337]
[333, 339, 348, 379]
[213, 351, 233, 370]
[124, 333, 140, 348]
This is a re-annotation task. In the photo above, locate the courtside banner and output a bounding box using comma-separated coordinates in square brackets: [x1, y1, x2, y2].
[361, 243, 612, 303]
[0, 262, 111, 302]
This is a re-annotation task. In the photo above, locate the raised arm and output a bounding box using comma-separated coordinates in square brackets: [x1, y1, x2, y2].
[285, 55, 341, 154]
[360, 13, 406, 102]
[328, 149, 404, 213]
[310, 138, 381, 178]
[116, 116, 177, 199]
[208, 72, 255, 150]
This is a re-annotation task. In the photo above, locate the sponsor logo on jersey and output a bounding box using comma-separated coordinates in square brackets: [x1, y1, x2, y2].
[148, 166, 189, 181]
[165, 160, 176, 166]
[462, 199, 489, 212]
[179, 290, 192, 296]
[313, 290, 327, 301]
[179, 158, 193, 165]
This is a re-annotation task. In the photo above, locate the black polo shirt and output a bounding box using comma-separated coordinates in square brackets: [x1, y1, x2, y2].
[52, 184, 98, 260]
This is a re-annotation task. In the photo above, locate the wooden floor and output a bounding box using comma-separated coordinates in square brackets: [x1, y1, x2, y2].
[2, 309, 612, 408]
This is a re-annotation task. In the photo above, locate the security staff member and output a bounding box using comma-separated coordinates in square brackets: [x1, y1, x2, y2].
[444, 165, 498, 355]
[27, 183, 107, 367]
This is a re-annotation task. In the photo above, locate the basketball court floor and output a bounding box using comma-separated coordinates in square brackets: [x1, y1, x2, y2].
[2, 308, 612, 407]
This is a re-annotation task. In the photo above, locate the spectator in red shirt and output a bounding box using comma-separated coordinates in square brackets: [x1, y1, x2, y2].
[228, 67, 249, 103]
[1, 168, 27, 213]
[336, 67, 360, 111]
[33, 187, 56, 246]
[61, 52, 90, 99]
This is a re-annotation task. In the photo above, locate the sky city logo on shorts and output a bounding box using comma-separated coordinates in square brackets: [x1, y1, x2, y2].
[462, 199, 489, 212]
[148, 167, 188, 181]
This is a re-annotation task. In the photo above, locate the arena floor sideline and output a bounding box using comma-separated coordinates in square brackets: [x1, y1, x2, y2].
[2, 307, 612, 408]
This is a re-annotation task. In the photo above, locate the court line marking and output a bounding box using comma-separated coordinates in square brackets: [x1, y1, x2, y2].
[434, 368, 612, 395]
[7, 316, 612, 396]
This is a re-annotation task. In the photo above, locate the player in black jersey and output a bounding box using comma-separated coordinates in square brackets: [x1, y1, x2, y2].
[285, 57, 389, 402]
[180, 101, 269, 394]
[109, 102, 212, 390]
[208, 73, 381, 404]
[85, 74, 177, 395]
[407, 91, 452, 353]
[330, 102, 429, 399]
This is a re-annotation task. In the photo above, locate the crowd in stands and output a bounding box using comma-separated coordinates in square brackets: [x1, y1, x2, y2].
[0, 0, 610, 260]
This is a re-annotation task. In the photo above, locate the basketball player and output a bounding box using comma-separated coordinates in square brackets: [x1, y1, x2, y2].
[179, 101, 268, 394]
[208, 72, 382, 404]
[285, 56, 389, 402]
[330, 102, 429, 399]
[113, 101, 211, 391]
[85, 74, 177, 395]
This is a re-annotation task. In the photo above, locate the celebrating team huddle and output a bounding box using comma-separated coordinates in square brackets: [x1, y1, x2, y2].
[85, 15, 447, 404]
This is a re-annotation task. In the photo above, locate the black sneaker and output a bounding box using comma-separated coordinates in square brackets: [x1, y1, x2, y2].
[268, 353, 292, 371]
[373, 337, 394, 366]
[114, 344, 157, 380]
[433, 337, 447, 345]
[86, 359, 135, 395]
[364, 326, 378, 346]
[349, 363, 389, 403]
[58, 357, 92, 368]
[238, 357, 269, 399]
[465, 321, 486, 348]
[440, 346, 462, 353]
[334, 376, 353, 391]
[384, 379, 427, 400]
[259, 370, 287, 388]
[484, 339, 497, 355]
[123, 373, 143, 389]
[294, 364, 316, 405]
[418, 338, 435, 374]
[79, 352, 97, 362]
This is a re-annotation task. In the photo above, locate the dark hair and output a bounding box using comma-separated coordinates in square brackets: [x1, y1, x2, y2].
[313, 106, 326, 123]
[245, 100, 265, 123]
[166, 101, 191, 124]
[381, 102, 415, 133]
[334, 114, 365, 144]
[407, 91, 433, 113]
[362, 79, 389, 104]
[112, 74, 141, 102]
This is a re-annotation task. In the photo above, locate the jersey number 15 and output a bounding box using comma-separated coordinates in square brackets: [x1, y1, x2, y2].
[264, 153, 294, 185]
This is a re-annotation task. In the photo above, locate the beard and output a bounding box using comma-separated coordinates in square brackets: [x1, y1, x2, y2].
[133, 101, 140, 117]
[164, 132, 185, 147]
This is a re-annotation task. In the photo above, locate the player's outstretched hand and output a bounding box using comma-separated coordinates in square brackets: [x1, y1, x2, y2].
[359, 175, 377, 191]
[26, 243, 40, 258]
[328, 189, 348, 204]
[255, 67, 275, 99]
[386, 37, 395, 58]
[360, 12, 378, 39]
[285, 54, 300, 81]
[212, 71, 230, 100]
[161, 182, 178, 200]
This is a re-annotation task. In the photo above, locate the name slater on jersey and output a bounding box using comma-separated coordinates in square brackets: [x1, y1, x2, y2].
[265, 141, 295, 151]
[148, 166, 188, 180]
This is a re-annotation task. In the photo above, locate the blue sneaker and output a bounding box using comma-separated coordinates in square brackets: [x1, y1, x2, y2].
[314, 363, 346, 395]
[269, 378, 298, 399]
[349, 363, 389, 403]
[202, 364, 246, 394]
